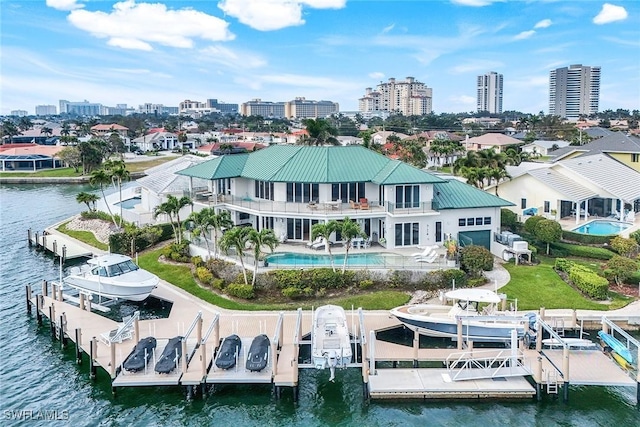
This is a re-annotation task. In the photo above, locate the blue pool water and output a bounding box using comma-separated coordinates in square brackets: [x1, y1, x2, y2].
[115, 196, 141, 209]
[572, 220, 631, 235]
[266, 252, 394, 267]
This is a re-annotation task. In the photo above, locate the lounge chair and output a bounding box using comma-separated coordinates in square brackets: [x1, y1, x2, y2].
[415, 252, 439, 263]
[411, 245, 438, 258]
[359, 198, 370, 210]
[306, 237, 322, 248]
[311, 239, 328, 250]
[349, 200, 360, 209]
[100, 311, 139, 346]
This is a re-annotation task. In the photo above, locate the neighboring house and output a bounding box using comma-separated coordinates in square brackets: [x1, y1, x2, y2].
[487, 154, 640, 224]
[0, 144, 63, 171]
[177, 145, 513, 254]
[371, 131, 410, 146]
[521, 140, 570, 157]
[91, 124, 129, 138]
[464, 133, 522, 153]
[98, 155, 212, 225]
[582, 127, 613, 140]
[132, 132, 179, 152]
[550, 132, 640, 172]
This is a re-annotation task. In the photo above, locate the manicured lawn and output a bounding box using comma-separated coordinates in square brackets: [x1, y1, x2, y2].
[0, 167, 83, 178]
[138, 248, 410, 311]
[124, 157, 175, 173]
[500, 257, 632, 311]
[57, 221, 109, 251]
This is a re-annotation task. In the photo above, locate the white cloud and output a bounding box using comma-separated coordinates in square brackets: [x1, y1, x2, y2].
[368, 72, 385, 80]
[382, 23, 395, 34]
[67, 0, 234, 51]
[451, 0, 499, 6]
[450, 60, 504, 74]
[534, 19, 552, 29]
[46, 0, 84, 11]
[199, 45, 267, 69]
[514, 30, 536, 40]
[593, 3, 628, 25]
[218, 0, 346, 31]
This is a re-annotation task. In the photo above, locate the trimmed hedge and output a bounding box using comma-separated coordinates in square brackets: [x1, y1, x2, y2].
[226, 283, 255, 299]
[568, 265, 609, 300]
[554, 258, 572, 272]
[562, 230, 613, 245]
[550, 242, 614, 260]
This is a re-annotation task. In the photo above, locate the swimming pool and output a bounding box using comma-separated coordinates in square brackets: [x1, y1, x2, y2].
[571, 220, 631, 235]
[115, 196, 141, 209]
[265, 252, 411, 268]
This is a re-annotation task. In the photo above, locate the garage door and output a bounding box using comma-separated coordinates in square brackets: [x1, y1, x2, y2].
[458, 230, 491, 250]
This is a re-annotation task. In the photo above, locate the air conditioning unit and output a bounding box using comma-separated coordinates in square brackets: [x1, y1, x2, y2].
[512, 241, 529, 251]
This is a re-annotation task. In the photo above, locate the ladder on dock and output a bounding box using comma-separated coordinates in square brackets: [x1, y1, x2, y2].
[445, 349, 531, 381]
[545, 370, 560, 395]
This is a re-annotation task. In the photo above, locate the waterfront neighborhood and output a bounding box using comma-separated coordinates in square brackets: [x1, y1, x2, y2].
[2, 0, 640, 425]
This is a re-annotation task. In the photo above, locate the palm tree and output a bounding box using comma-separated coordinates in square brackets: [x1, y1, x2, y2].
[211, 210, 234, 258]
[40, 126, 53, 137]
[339, 218, 365, 274]
[76, 192, 99, 212]
[247, 228, 279, 286]
[105, 160, 130, 227]
[163, 195, 193, 244]
[301, 118, 339, 146]
[153, 201, 177, 243]
[488, 168, 511, 196]
[187, 208, 216, 259]
[89, 168, 118, 227]
[311, 220, 340, 272]
[219, 226, 251, 285]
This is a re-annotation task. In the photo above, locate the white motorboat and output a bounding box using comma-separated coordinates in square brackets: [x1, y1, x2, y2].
[312, 305, 352, 381]
[390, 289, 529, 343]
[63, 254, 158, 302]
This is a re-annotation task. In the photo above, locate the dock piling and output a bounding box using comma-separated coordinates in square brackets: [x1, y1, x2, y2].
[49, 305, 55, 338]
[61, 245, 67, 264]
[26, 285, 32, 314]
[562, 346, 570, 402]
[28, 228, 32, 247]
[412, 328, 419, 368]
[36, 295, 42, 325]
[110, 343, 116, 378]
[35, 232, 39, 249]
[89, 337, 97, 380]
[59, 314, 66, 348]
[42, 279, 48, 298]
[75, 328, 82, 364]
[52, 240, 57, 259]
[79, 293, 85, 311]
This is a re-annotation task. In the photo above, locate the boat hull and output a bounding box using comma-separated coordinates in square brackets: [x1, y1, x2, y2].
[64, 276, 157, 302]
[312, 305, 353, 370]
[391, 307, 525, 343]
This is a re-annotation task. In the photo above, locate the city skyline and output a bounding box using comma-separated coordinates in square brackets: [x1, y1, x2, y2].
[1, 0, 639, 116]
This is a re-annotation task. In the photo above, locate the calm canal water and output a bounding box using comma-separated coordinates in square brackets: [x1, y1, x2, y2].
[0, 183, 639, 426]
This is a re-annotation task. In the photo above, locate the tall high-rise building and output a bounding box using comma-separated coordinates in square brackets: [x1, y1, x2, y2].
[476, 72, 503, 114]
[35, 105, 57, 116]
[549, 64, 600, 119]
[359, 77, 432, 116]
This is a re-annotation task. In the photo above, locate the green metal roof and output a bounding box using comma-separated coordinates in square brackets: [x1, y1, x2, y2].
[433, 178, 515, 209]
[176, 154, 249, 180]
[179, 145, 445, 184]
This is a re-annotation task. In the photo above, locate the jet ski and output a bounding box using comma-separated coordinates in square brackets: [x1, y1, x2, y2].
[123, 336, 156, 372]
[154, 336, 183, 374]
[246, 334, 270, 372]
[215, 334, 241, 370]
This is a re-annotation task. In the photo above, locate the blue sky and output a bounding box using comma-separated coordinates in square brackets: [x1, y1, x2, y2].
[1, 0, 639, 116]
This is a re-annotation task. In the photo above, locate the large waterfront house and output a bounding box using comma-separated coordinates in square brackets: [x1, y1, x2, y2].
[549, 132, 640, 172]
[176, 145, 513, 253]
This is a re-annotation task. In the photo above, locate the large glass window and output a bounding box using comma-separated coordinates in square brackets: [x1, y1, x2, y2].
[286, 183, 318, 203]
[254, 180, 274, 200]
[394, 222, 419, 246]
[331, 182, 365, 202]
[395, 185, 420, 208]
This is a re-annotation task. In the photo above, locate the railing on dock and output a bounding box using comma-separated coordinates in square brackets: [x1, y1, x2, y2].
[446, 349, 530, 381]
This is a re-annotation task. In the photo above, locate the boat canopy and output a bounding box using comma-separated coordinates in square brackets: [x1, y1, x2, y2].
[445, 288, 502, 304]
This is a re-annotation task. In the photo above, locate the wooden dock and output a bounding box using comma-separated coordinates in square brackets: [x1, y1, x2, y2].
[28, 226, 105, 261]
[25, 278, 640, 403]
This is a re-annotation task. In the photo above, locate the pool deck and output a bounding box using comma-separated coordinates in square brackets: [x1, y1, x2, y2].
[559, 215, 639, 238]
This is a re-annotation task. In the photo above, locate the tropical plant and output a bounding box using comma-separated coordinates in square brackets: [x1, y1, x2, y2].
[460, 245, 493, 278]
[89, 168, 118, 227]
[210, 210, 233, 258]
[219, 226, 251, 285]
[300, 118, 339, 146]
[311, 220, 340, 272]
[76, 192, 99, 212]
[153, 195, 193, 244]
[187, 208, 215, 259]
[609, 236, 639, 258]
[604, 256, 639, 286]
[57, 146, 83, 172]
[104, 160, 130, 227]
[247, 228, 279, 285]
[339, 218, 365, 274]
[534, 219, 562, 255]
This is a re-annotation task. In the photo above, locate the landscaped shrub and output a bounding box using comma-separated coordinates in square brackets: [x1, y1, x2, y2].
[568, 265, 609, 300]
[534, 219, 563, 255]
[226, 283, 255, 299]
[604, 255, 639, 286]
[501, 209, 519, 232]
[550, 242, 614, 260]
[630, 230, 640, 246]
[554, 258, 572, 272]
[467, 277, 487, 287]
[562, 230, 613, 245]
[162, 241, 190, 262]
[609, 236, 639, 258]
[440, 269, 468, 288]
[524, 215, 546, 235]
[195, 266, 213, 285]
[359, 279, 374, 290]
[211, 278, 225, 290]
[460, 245, 493, 277]
[282, 286, 302, 299]
[191, 255, 204, 267]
